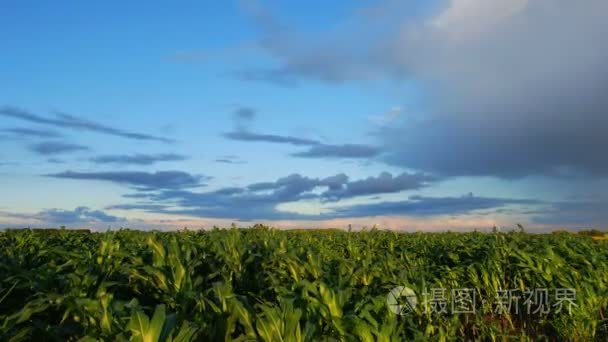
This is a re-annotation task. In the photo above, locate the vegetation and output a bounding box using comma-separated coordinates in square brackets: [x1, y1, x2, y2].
[0, 227, 607, 341]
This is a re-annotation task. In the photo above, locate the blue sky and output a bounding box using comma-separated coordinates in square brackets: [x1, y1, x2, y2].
[1, 0, 607, 231]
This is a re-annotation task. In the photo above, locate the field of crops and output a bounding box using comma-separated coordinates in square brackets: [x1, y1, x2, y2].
[1, 227, 607, 341]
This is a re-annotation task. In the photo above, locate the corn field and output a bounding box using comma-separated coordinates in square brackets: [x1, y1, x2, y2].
[0, 227, 607, 341]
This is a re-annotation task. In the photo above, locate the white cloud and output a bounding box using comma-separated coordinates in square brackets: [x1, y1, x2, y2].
[369, 106, 403, 126]
[243, 0, 608, 178]
[430, 0, 529, 40]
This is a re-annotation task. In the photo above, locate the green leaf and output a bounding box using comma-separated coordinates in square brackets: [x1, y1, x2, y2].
[128, 310, 150, 342]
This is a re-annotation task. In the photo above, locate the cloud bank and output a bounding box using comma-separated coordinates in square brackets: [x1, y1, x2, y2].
[1, 106, 174, 143]
[29, 141, 89, 155]
[223, 130, 321, 146]
[90, 153, 187, 165]
[242, 0, 608, 178]
[103, 171, 537, 221]
[292, 144, 382, 159]
[2, 206, 124, 225]
[2, 127, 63, 139]
[47, 170, 207, 191]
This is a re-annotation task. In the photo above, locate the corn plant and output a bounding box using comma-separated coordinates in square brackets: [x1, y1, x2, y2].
[0, 227, 606, 340]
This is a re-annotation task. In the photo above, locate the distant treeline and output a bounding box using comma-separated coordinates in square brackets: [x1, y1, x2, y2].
[2, 226, 606, 236]
[576, 229, 607, 237]
[4, 228, 91, 234]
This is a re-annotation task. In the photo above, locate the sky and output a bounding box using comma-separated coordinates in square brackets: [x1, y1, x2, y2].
[1, 0, 607, 231]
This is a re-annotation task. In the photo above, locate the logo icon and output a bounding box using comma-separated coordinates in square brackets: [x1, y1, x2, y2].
[387, 286, 418, 315]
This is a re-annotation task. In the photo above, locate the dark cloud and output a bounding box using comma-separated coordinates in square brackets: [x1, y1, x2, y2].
[224, 105, 321, 147]
[223, 107, 379, 160]
[214, 187, 247, 196]
[0, 106, 174, 143]
[46, 170, 207, 190]
[232, 106, 257, 131]
[47, 158, 66, 164]
[321, 171, 436, 200]
[106, 203, 170, 212]
[118, 182, 319, 220]
[223, 128, 380, 160]
[2, 206, 124, 224]
[90, 153, 187, 165]
[113, 187, 536, 221]
[223, 130, 321, 146]
[2, 127, 63, 138]
[233, 107, 256, 121]
[327, 194, 539, 218]
[530, 198, 608, 229]
[241, 0, 608, 178]
[237, 0, 389, 85]
[110, 171, 451, 220]
[292, 144, 381, 159]
[214, 155, 247, 164]
[122, 193, 154, 199]
[124, 188, 296, 220]
[319, 173, 349, 191]
[214, 158, 246, 164]
[29, 141, 89, 155]
[241, 0, 285, 36]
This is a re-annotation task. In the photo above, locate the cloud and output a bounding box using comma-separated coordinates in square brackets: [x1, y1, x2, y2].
[223, 127, 380, 159]
[233, 107, 256, 121]
[106, 203, 170, 211]
[321, 171, 436, 200]
[109, 171, 456, 220]
[223, 107, 380, 160]
[214, 155, 247, 164]
[376, 0, 608, 178]
[90, 153, 187, 165]
[0, 106, 174, 143]
[114, 188, 536, 221]
[237, 0, 387, 85]
[529, 198, 608, 229]
[223, 130, 321, 146]
[241, 0, 608, 178]
[224, 106, 323, 147]
[29, 141, 89, 155]
[46, 170, 207, 190]
[231, 106, 257, 131]
[2, 127, 63, 138]
[2, 206, 124, 224]
[327, 193, 539, 218]
[47, 158, 66, 164]
[292, 144, 381, 159]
